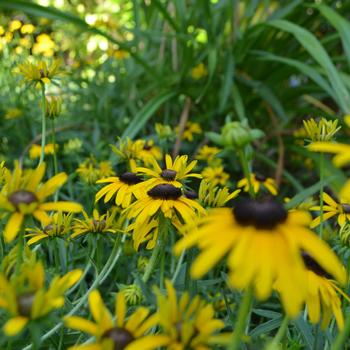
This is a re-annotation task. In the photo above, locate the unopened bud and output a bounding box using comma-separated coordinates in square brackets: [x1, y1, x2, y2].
[45, 96, 62, 119]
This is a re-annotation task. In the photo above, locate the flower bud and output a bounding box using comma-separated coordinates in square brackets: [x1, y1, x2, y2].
[45, 96, 62, 119]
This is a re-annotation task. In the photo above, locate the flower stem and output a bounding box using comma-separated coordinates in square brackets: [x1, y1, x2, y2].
[265, 316, 289, 349]
[319, 153, 324, 239]
[331, 311, 350, 350]
[39, 84, 46, 165]
[51, 117, 58, 175]
[238, 148, 254, 198]
[228, 286, 254, 350]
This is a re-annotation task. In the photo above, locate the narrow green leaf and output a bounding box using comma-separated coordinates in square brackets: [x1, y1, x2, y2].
[122, 91, 177, 139]
[268, 19, 350, 113]
[219, 54, 235, 113]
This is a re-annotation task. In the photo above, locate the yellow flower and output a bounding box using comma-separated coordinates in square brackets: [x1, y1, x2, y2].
[201, 166, 229, 187]
[196, 145, 221, 164]
[138, 140, 162, 165]
[64, 290, 169, 350]
[174, 199, 346, 317]
[191, 63, 208, 80]
[17, 59, 61, 86]
[32, 33, 55, 57]
[303, 118, 340, 142]
[76, 157, 115, 184]
[0, 25, 4, 36]
[95, 172, 143, 208]
[29, 143, 58, 160]
[136, 154, 201, 189]
[199, 180, 240, 208]
[0, 259, 82, 336]
[308, 142, 350, 167]
[237, 173, 278, 196]
[175, 121, 202, 142]
[300, 252, 349, 330]
[25, 212, 73, 245]
[19, 36, 31, 49]
[0, 162, 83, 242]
[71, 208, 120, 239]
[155, 123, 173, 139]
[154, 280, 229, 349]
[63, 138, 83, 154]
[113, 49, 130, 60]
[20, 24, 35, 34]
[4, 108, 22, 120]
[9, 20, 22, 32]
[0, 161, 9, 187]
[310, 192, 350, 228]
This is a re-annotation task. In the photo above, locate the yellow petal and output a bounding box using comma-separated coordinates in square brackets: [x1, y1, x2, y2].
[64, 316, 98, 336]
[4, 212, 24, 243]
[3, 316, 28, 336]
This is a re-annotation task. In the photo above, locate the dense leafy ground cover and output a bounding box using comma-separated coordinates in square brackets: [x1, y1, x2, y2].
[1, 0, 350, 349]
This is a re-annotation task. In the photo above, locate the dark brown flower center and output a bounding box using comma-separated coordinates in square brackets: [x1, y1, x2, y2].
[302, 252, 332, 279]
[8, 190, 38, 208]
[160, 169, 177, 181]
[148, 184, 182, 200]
[119, 172, 142, 185]
[143, 142, 152, 150]
[17, 292, 35, 317]
[43, 224, 65, 235]
[184, 189, 198, 199]
[233, 199, 287, 229]
[92, 219, 106, 232]
[255, 174, 267, 182]
[102, 327, 135, 350]
[341, 203, 350, 214]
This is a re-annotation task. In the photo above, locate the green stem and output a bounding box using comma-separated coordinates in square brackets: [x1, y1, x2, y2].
[228, 286, 254, 350]
[319, 153, 325, 239]
[331, 311, 350, 350]
[238, 149, 254, 198]
[39, 85, 46, 165]
[51, 117, 58, 175]
[171, 250, 185, 284]
[265, 316, 289, 350]
[142, 217, 166, 283]
[15, 232, 24, 274]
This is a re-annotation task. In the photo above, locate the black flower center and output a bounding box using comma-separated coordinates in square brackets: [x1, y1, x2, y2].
[160, 169, 177, 181]
[102, 327, 135, 350]
[17, 292, 35, 317]
[92, 219, 106, 232]
[233, 199, 287, 229]
[148, 184, 182, 200]
[255, 174, 267, 182]
[9, 190, 38, 208]
[143, 143, 152, 150]
[184, 189, 198, 199]
[119, 172, 142, 185]
[302, 252, 332, 279]
[341, 203, 350, 214]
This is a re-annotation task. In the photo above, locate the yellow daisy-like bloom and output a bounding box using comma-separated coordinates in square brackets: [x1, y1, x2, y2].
[303, 118, 340, 142]
[176, 121, 202, 142]
[191, 63, 208, 80]
[136, 154, 202, 189]
[308, 142, 350, 168]
[17, 59, 61, 86]
[196, 145, 221, 164]
[95, 172, 143, 208]
[309, 192, 350, 228]
[138, 140, 162, 166]
[64, 290, 169, 350]
[154, 280, 228, 349]
[0, 259, 82, 336]
[4, 107, 22, 120]
[25, 212, 73, 245]
[20, 23, 35, 34]
[300, 253, 349, 330]
[9, 20, 22, 32]
[0, 162, 82, 243]
[71, 209, 120, 239]
[201, 166, 229, 187]
[76, 158, 115, 184]
[174, 199, 346, 317]
[29, 143, 58, 160]
[32, 33, 55, 57]
[237, 173, 278, 196]
[199, 180, 240, 208]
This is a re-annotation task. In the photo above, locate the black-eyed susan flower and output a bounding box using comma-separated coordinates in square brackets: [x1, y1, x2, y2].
[302, 252, 349, 330]
[76, 157, 114, 184]
[308, 142, 350, 168]
[95, 172, 143, 208]
[199, 180, 240, 208]
[303, 118, 341, 142]
[71, 209, 120, 239]
[201, 166, 229, 187]
[136, 154, 201, 189]
[237, 173, 278, 196]
[138, 140, 162, 165]
[64, 290, 169, 350]
[174, 199, 346, 317]
[175, 121, 202, 141]
[17, 58, 61, 87]
[154, 279, 229, 349]
[0, 162, 82, 242]
[0, 259, 82, 336]
[309, 192, 350, 228]
[25, 212, 73, 245]
[196, 145, 221, 165]
[29, 143, 58, 160]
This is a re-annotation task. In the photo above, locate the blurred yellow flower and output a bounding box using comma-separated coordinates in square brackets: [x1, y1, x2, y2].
[303, 118, 340, 142]
[29, 143, 58, 160]
[191, 62, 207, 79]
[4, 108, 22, 120]
[9, 20, 22, 32]
[308, 142, 350, 167]
[32, 33, 55, 57]
[237, 173, 278, 196]
[20, 24, 35, 34]
[202, 166, 229, 187]
[176, 121, 202, 142]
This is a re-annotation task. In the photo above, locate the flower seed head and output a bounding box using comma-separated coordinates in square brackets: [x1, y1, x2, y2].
[102, 327, 134, 350]
[119, 172, 142, 185]
[148, 184, 182, 200]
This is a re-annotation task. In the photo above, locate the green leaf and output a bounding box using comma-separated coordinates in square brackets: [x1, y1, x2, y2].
[268, 19, 350, 113]
[219, 54, 235, 113]
[122, 91, 177, 139]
